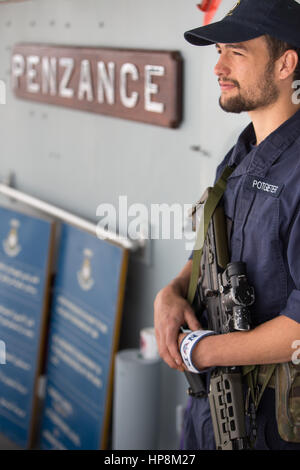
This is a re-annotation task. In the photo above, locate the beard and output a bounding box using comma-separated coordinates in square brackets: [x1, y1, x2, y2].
[219, 61, 279, 114]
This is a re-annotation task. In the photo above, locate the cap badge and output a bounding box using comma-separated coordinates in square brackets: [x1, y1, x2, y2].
[226, 0, 241, 17]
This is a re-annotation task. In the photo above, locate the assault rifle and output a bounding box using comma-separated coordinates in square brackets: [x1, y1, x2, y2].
[184, 194, 255, 450]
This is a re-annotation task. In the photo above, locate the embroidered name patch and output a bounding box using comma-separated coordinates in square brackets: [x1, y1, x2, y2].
[245, 175, 284, 198]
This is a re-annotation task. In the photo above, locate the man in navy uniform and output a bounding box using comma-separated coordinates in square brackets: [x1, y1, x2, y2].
[154, 0, 300, 450]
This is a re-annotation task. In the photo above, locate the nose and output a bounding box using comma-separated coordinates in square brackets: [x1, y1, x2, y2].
[214, 54, 231, 77]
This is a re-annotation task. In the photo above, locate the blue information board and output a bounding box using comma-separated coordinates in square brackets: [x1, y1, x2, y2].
[0, 205, 54, 448]
[40, 223, 128, 450]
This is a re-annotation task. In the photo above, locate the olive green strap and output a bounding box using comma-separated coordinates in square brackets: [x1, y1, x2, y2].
[256, 364, 277, 408]
[243, 364, 277, 409]
[243, 365, 258, 405]
[187, 166, 235, 306]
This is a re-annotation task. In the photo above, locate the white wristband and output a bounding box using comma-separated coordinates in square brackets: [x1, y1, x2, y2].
[180, 329, 216, 374]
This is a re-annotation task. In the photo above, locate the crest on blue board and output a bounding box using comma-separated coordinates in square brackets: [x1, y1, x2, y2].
[3, 219, 21, 257]
[77, 249, 94, 291]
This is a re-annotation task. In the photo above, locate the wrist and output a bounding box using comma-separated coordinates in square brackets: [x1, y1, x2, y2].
[191, 334, 216, 370]
[180, 329, 216, 373]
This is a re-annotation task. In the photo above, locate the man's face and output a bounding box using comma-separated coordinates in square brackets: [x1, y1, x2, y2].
[214, 36, 279, 113]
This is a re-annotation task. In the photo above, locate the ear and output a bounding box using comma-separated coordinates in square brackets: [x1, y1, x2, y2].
[277, 50, 299, 81]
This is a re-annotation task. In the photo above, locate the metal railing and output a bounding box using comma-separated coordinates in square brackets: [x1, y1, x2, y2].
[0, 181, 143, 251]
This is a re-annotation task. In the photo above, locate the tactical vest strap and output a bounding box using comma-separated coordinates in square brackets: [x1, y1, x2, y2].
[243, 364, 277, 409]
[244, 362, 300, 443]
[257, 364, 276, 389]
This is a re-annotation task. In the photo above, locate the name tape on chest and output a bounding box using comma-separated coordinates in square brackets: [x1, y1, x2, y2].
[245, 175, 284, 198]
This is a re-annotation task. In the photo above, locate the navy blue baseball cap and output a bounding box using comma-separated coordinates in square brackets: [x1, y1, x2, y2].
[184, 0, 300, 48]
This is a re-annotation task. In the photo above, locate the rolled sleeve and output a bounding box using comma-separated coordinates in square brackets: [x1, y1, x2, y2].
[280, 209, 300, 324]
[281, 289, 300, 324]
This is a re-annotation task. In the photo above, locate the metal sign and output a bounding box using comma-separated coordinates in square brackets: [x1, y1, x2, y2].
[12, 43, 183, 128]
[39, 223, 129, 450]
[0, 205, 55, 448]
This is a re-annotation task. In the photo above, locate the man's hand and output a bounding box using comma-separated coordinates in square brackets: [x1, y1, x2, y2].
[154, 261, 201, 371]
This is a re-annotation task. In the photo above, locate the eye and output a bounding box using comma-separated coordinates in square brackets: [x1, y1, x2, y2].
[232, 51, 243, 56]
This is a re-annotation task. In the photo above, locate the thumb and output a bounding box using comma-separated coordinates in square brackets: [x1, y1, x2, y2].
[184, 307, 202, 331]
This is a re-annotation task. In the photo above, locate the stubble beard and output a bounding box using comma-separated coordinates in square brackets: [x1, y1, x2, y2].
[219, 61, 279, 114]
